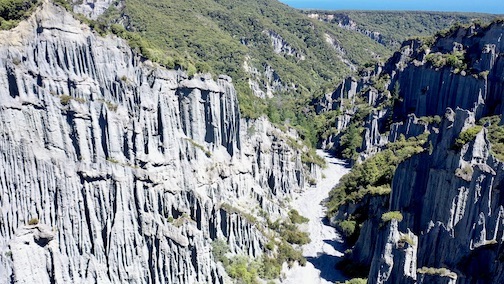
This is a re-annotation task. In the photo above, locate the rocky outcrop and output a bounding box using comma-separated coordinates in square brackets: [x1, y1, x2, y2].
[326, 21, 504, 283]
[265, 30, 305, 61]
[71, 0, 116, 20]
[351, 108, 504, 283]
[315, 21, 504, 158]
[0, 2, 313, 283]
[373, 108, 504, 283]
[323, 33, 357, 71]
[386, 22, 504, 120]
[368, 220, 418, 284]
[244, 58, 292, 98]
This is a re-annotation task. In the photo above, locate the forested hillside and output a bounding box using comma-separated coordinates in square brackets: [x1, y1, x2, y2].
[306, 10, 497, 50]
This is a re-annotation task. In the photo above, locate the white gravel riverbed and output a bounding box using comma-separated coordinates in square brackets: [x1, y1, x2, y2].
[282, 150, 350, 284]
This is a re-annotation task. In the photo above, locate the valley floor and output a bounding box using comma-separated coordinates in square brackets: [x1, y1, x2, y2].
[282, 150, 350, 284]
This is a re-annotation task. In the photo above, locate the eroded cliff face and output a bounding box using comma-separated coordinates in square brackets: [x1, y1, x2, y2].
[324, 21, 504, 283]
[314, 21, 504, 159]
[0, 2, 313, 283]
[368, 108, 504, 283]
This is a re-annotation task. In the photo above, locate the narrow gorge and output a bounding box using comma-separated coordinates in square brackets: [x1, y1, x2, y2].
[1, 0, 504, 284]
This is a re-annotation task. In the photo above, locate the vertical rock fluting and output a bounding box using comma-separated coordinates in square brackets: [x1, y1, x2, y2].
[325, 22, 504, 283]
[0, 2, 311, 283]
[367, 109, 504, 283]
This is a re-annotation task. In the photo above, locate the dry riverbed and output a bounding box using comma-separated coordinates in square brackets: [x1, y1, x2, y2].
[282, 150, 350, 284]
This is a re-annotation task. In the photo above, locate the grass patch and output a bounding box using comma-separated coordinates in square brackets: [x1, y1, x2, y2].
[417, 267, 457, 279]
[336, 278, 368, 284]
[418, 115, 442, 125]
[288, 209, 309, 224]
[60, 95, 86, 105]
[399, 234, 415, 246]
[185, 138, 212, 157]
[221, 203, 257, 224]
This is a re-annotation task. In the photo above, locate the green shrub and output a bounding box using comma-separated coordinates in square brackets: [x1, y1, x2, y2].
[258, 255, 281, 279]
[425, 51, 467, 71]
[211, 239, 229, 263]
[105, 101, 118, 112]
[339, 123, 364, 160]
[328, 133, 428, 217]
[381, 211, 403, 222]
[399, 235, 415, 246]
[226, 256, 259, 284]
[277, 241, 306, 267]
[265, 240, 275, 251]
[60, 95, 72, 105]
[337, 220, 357, 238]
[479, 70, 490, 79]
[28, 217, 39, 225]
[52, 0, 71, 10]
[0, 0, 38, 30]
[277, 223, 310, 245]
[477, 116, 504, 161]
[301, 148, 326, 168]
[185, 138, 212, 158]
[417, 267, 457, 279]
[288, 209, 309, 224]
[455, 126, 482, 148]
[418, 115, 442, 125]
[425, 53, 446, 68]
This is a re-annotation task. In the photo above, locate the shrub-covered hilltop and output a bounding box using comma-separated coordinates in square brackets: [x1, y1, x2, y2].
[0, 0, 39, 29]
[323, 19, 504, 283]
[305, 10, 497, 50]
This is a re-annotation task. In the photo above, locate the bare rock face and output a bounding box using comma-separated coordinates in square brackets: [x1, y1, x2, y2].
[71, 0, 117, 20]
[324, 22, 504, 283]
[361, 109, 504, 283]
[0, 2, 313, 283]
[368, 220, 418, 284]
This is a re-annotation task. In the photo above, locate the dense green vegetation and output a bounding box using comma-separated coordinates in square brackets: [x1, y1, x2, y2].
[0, 0, 38, 29]
[381, 211, 403, 223]
[307, 10, 498, 49]
[211, 240, 261, 284]
[478, 116, 504, 161]
[425, 50, 467, 71]
[216, 205, 309, 282]
[454, 125, 483, 149]
[328, 133, 428, 217]
[267, 215, 310, 245]
[113, 0, 397, 147]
